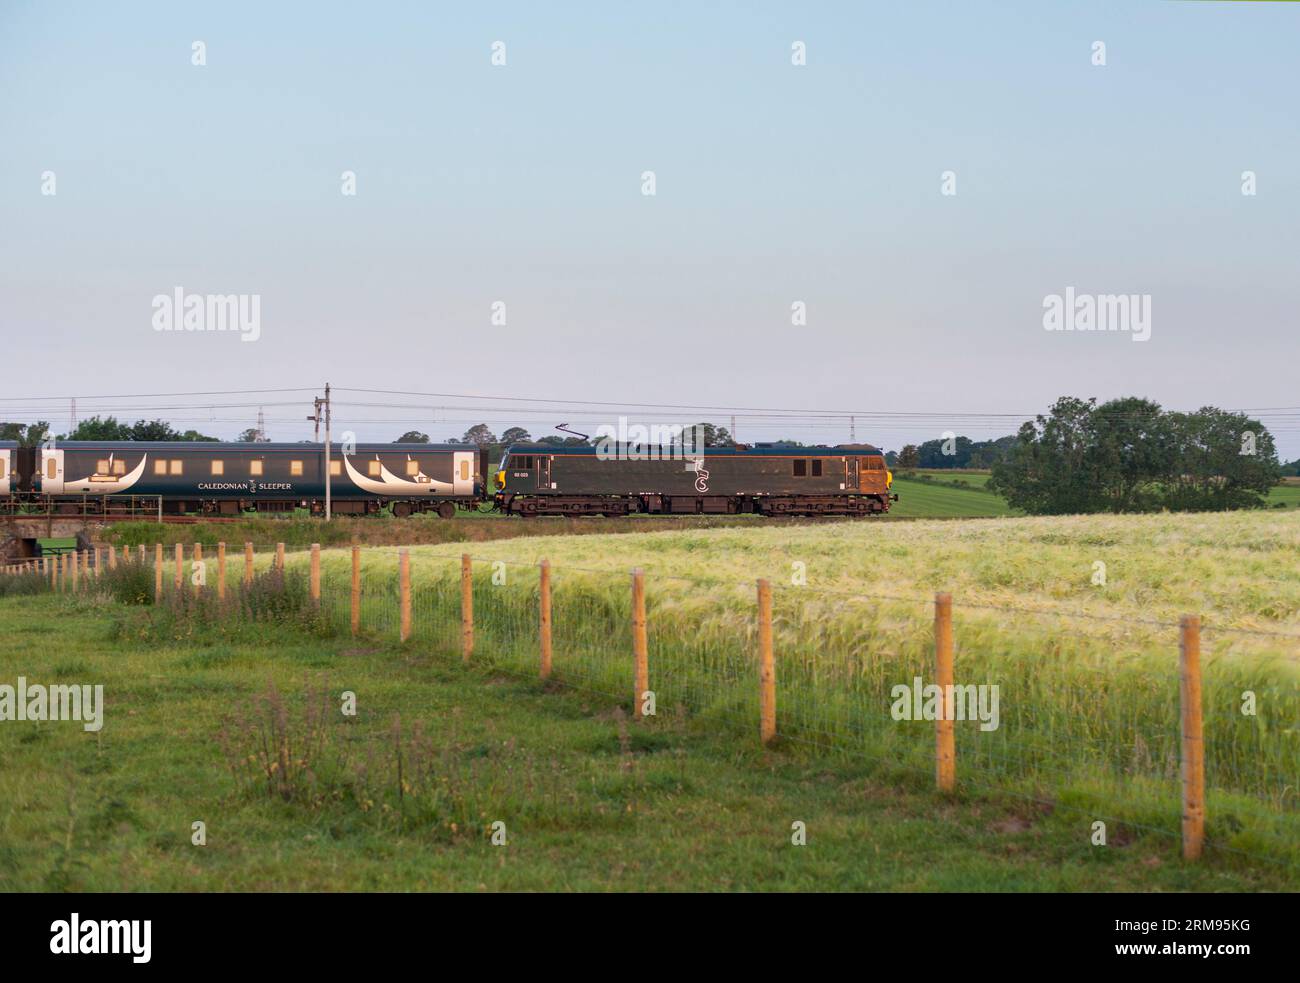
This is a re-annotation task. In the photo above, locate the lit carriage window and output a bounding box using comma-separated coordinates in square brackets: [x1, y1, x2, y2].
[250, 460, 263, 476]
[154, 460, 167, 476]
[97, 459, 110, 473]
[793, 459, 807, 477]
[460, 460, 469, 480]
[211, 461, 224, 476]
[405, 460, 419, 476]
[329, 460, 342, 476]
[290, 461, 303, 476]
[367, 460, 382, 477]
[812, 460, 822, 477]
[169, 460, 183, 475]
[113, 460, 126, 475]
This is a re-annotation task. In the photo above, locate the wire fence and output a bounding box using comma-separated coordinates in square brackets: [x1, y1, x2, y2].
[3, 540, 1298, 874]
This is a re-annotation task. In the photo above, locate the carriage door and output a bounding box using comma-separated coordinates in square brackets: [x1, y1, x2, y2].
[452, 450, 475, 496]
[40, 447, 64, 494]
[844, 456, 857, 492]
[537, 455, 552, 490]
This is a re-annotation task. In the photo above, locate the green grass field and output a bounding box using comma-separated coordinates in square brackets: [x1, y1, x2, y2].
[0, 591, 1294, 891]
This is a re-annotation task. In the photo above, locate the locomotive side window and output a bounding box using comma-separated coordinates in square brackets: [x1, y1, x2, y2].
[211, 461, 224, 476]
[865, 457, 884, 470]
[513, 455, 534, 470]
[290, 461, 304, 476]
[368, 460, 382, 477]
[793, 459, 807, 477]
[250, 460, 263, 476]
[154, 460, 167, 476]
[169, 460, 183, 475]
[812, 460, 823, 477]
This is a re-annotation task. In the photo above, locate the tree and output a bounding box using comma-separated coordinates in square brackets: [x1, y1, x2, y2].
[0, 421, 50, 446]
[65, 415, 133, 440]
[461, 424, 497, 446]
[395, 431, 430, 443]
[1086, 397, 1172, 512]
[897, 445, 920, 471]
[990, 397, 1281, 515]
[534, 435, 589, 446]
[237, 428, 263, 442]
[500, 427, 531, 445]
[691, 422, 733, 447]
[990, 397, 1100, 514]
[1164, 407, 1280, 511]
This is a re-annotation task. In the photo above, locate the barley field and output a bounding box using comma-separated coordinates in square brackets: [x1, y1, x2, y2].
[282, 509, 1299, 872]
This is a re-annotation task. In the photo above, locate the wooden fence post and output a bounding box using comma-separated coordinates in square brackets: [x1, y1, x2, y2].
[193, 543, 203, 593]
[154, 543, 162, 601]
[1180, 615, 1205, 861]
[174, 543, 183, 591]
[275, 542, 285, 572]
[350, 545, 361, 636]
[398, 549, 411, 642]
[70, 551, 79, 590]
[539, 559, 552, 680]
[934, 592, 956, 793]
[123, 545, 131, 567]
[461, 553, 473, 663]
[310, 543, 321, 605]
[758, 578, 776, 745]
[632, 569, 649, 719]
[107, 545, 117, 571]
[244, 542, 254, 584]
[217, 542, 226, 602]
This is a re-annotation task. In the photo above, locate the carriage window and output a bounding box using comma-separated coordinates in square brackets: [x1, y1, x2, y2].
[211, 460, 224, 476]
[460, 460, 470, 480]
[154, 460, 167, 476]
[97, 459, 110, 473]
[169, 460, 183, 475]
[250, 460, 263, 476]
[289, 461, 303, 476]
[793, 459, 807, 477]
[368, 460, 382, 477]
[113, 460, 126, 475]
[812, 460, 822, 477]
[329, 460, 342, 476]
[405, 460, 419, 476]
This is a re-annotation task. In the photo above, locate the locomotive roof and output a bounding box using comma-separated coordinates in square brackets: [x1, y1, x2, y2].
[503, 443, 883, 456]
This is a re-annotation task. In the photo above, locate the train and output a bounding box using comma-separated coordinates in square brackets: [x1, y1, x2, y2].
[1, 439, 895, 518]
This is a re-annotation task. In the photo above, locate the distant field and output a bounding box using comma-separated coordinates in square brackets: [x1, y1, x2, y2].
[890, 473, 1014, 517]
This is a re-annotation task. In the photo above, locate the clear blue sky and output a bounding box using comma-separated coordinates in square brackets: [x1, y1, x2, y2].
[2, 1, 1297, 455]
